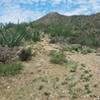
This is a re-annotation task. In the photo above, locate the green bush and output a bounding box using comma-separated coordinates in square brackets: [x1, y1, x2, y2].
[25, 28, 41, 42]
[64, 44, 95, 54]
[66, 61, 78, 72]
[18, 47, 32, 61]
[81, 46, 96, 54]
[64, 44, 81, 52]
[50, 51, 67, 64]
[31, 31, 41, 42]
[76, 33, 100, 48]
[71, 44, 82, 51]
[0, 63, 23, 76]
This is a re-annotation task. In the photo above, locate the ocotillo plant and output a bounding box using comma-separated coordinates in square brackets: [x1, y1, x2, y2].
[0, 23, 27, 47]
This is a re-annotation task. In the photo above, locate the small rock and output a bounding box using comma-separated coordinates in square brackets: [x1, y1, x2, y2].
[7, 86, 10, 89]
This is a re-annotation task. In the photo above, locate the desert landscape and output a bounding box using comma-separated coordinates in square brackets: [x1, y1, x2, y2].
[0, 1, 100, 100]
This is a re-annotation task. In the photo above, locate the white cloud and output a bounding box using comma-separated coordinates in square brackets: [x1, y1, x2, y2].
[0, 0, 46, 23]
[62, 0, 100, 15]
[0, 0, 100, 23]
[61, 5, 92, 16]
[0, 8, 44, 23]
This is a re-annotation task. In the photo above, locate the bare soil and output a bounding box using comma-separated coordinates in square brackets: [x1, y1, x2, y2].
[0, 36, 100, 100]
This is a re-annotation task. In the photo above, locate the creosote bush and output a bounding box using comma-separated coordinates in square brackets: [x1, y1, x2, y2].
[0, 63, 23, 76]
[81, 46, 96, 54]
[26, 27, 41, 42]
[18, 47, 32, 61]
[50, 50, 67, 64]
[64, 44, 96, 54]
[66, 61, 78, 72]
[64, 44, 82, 52]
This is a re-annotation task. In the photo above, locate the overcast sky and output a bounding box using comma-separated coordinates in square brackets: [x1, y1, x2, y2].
[0, 0, 100, 23]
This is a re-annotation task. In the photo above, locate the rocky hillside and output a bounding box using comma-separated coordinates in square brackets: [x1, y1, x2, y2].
[0, 12, 100, 47]
[33, 12, 100, 33]
[0, 36, 100, 100]
[30, 12, 100, 47]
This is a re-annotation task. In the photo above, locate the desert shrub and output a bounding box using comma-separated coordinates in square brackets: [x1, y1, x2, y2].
[49, 51, 78, 72]
[81, 46, 96, 54]
[25, 28, 41, 42]
[74, 33, 100, 48]
[46, 24, 75, 43]
[31, 31, 41, 42]
[49, 37, 56, 44]
[69, 44, 81, 52]
[64, 44, 82, 52]
[50, 51, 67, 64]
[0, 63, 23, 76]
[66, 61, 78, 72]
[64, 44, 95, 54]
[18, 47, 32, 61]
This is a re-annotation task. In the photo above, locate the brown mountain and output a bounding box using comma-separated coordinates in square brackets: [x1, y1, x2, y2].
[31, 12, 100, 47]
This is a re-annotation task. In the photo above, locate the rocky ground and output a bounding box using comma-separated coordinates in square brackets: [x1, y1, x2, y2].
[0, 36, 100, 100]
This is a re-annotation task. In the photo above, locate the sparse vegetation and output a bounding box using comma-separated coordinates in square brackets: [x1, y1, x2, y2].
[0, 23, 41, 47]
[67, 61, 78, 72]
[0, 12, 99, 100]
[25, 27, 41, 42]
[84, 84, 92, 94]
[49, 50, 67, 64]
[64, 44, 96, 54]
[31, 12, 100, 47]
[81, 46, 96, 54]
[0, 62, 23, 76]
[64, 44, 82, 52]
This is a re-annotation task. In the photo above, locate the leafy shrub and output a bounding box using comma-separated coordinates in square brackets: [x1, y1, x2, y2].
[50, 51, 67, 64]
[18, 47, 32, 61]
[0, 63, 23, 76]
